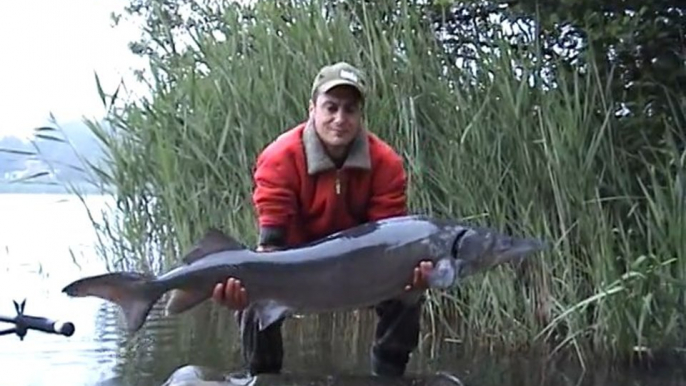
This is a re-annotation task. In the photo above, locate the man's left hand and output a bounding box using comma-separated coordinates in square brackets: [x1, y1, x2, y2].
[405, 261, 434, 291]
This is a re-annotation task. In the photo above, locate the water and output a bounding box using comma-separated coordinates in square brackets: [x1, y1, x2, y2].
[0, 194, 124, 385]
[1, 193, 685, 386]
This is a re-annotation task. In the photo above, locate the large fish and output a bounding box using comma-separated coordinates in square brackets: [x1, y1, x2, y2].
[61, 215, 546, 333]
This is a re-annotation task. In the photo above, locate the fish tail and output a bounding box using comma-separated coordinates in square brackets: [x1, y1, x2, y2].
[62, 272, 164, 332]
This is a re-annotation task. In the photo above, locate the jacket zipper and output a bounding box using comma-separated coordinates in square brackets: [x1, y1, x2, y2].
[335, 170, 341, 195]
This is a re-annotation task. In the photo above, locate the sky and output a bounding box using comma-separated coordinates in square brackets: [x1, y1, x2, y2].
[0, 0, 148, 139]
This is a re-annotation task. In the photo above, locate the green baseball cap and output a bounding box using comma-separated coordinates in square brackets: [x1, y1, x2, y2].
[311, 62, 366, 100]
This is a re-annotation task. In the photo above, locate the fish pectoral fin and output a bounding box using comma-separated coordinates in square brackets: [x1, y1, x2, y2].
[426, 257, 458, 289]
[165, 288, 210, 315]
[253, 300, 292, 331]
[182, 228, 248, 264]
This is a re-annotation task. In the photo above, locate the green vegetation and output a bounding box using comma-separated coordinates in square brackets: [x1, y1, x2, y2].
[70, 0, 684, 368]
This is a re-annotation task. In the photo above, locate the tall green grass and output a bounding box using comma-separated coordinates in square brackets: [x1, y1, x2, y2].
[80, 0, 684, 367]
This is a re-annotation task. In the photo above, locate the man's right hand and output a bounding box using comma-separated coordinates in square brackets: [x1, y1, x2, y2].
[211, 245, 278, 310]
[212, 277, 248, 310]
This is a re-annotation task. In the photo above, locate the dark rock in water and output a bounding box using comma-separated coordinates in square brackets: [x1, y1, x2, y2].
[160, 365, 464, 386]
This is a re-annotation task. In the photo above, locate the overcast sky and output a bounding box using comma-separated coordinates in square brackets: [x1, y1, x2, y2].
[0, 0, 147, 139]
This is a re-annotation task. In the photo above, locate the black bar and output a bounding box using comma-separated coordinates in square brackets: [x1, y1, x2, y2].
[0, 327, 17, 336]
[0, 314, 75, 337]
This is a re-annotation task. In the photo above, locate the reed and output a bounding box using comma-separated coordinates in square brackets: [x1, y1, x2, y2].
[71, 0, 684, 367]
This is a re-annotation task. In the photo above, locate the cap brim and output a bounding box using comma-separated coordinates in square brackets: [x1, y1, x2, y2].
[317, 80, 364, 96]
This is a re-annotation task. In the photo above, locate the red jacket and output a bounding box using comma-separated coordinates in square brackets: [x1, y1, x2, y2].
[252, 120, 407, 247]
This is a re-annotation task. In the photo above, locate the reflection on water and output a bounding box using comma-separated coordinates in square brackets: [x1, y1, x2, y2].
[1, 193, 685, 386]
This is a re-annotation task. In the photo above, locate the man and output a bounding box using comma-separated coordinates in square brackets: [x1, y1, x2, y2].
[211, 62, 434, 377]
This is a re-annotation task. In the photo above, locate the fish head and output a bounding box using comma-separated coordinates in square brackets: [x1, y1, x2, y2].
[449, 225, 547, 282]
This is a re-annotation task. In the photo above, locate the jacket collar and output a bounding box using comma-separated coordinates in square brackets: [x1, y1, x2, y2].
[302, 118, 371, 175]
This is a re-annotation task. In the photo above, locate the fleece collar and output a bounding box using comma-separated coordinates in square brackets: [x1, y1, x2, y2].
[302, 119, 371, 175]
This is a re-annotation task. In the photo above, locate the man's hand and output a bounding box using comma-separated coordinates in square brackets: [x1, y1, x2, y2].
[404, 261, 434, 291]
[212, 278, 248, 310]
[211, 245, 278, 310]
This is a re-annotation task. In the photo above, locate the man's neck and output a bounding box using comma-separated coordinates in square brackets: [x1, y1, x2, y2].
[302, 120, 372, 175]
[324, 144, 349, 168]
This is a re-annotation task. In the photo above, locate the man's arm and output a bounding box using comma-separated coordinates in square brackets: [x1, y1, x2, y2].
[252, 151, 298, 248]
[367, 150, 433, 291]
[367, 151, 408, 221]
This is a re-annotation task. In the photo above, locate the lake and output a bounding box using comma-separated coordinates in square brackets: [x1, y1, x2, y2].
[1, 193, 685, 386]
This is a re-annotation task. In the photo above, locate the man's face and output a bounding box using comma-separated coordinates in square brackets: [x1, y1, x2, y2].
[309, 86, 363, 150]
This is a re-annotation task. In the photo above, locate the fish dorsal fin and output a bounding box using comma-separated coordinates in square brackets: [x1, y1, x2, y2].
[182, 228, 247, 264]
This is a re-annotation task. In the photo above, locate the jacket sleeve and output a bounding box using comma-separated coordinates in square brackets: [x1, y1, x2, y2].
[252, 150, 298, 246]
[367, 151, 408, 221]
